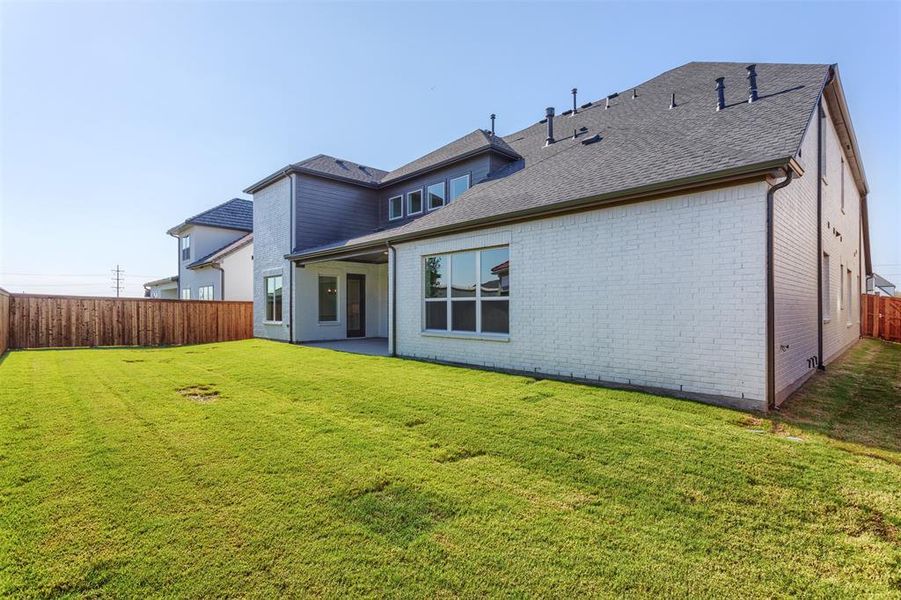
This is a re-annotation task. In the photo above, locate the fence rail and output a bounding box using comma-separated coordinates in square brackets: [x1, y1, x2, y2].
[0, 293, 253, 351]
[861, 293, 901, 343]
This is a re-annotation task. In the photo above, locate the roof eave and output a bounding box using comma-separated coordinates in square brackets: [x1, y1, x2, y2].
[289, 158, 789, 263]
[378, 146, 521, 188]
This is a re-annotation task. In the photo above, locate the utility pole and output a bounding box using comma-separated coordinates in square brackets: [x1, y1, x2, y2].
[111, 264, 125, 297]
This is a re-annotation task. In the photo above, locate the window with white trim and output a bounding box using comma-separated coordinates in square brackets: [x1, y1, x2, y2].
[407, 189, 423, 215]
[424, 246, 509, 335]
[839, 262, 845, 312]
[449, 174, 470, 202]
[388, 195, 403, 220]
[318, 275, 338, 322]
[181, 288, 191, 300]
[840, 157, 845, 213]
[846, 268, 853, 325]
[198, 285, 214, 300]
[264, 275, 283, 322]
[822, 253, 831, 322]
[427, 182, 446, 210]
[181, 235, 191, 261]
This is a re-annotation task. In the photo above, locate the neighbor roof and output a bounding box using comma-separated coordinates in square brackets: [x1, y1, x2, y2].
[290, 62, 849, 260]
[144, 275, 178, 288]
[188, 233, 253, 269]
[168, 198, 253, 235]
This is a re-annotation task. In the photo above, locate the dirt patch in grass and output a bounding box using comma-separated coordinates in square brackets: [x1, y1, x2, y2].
[176, 385, 220, 403]
[122, 359, 145, 363]
[404, 417, 427, 428]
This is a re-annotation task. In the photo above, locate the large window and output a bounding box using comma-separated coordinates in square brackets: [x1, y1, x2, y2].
[424, 246, 509, 335]
[822, 253, 831, 322]
[181, 288, 191, 300]
[388, 195, 403, 221]
[427, 182, 446, 210]
[198, 285, 214, 301]
[318, 275, 338, 322]
[181, 235, 191, 261]
[449, 174, 470, 202]
[407, 189, 423, 215]
[265, 275, 283, 322]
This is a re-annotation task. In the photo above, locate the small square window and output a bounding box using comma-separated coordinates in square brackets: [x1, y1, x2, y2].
[407, 189, 423, 215]
[427, 182, 446, 210]
[388, 195, 403, 221]
[449, 174, 470, 202]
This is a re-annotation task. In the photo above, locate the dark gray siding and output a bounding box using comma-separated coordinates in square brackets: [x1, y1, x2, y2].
[377, 154, 509, 229]
[294, 175, 380, 251]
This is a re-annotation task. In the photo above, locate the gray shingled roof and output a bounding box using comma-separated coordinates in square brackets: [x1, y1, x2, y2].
[293, 154, 388, 186]
[188, 233, 253, 269]
[379, 129, 522, 185]
[291, 62, 831, 259]
[171, 198, 253, 234]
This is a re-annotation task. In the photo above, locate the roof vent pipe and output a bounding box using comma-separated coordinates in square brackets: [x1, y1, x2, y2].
[715, 77, 726, 111]
[669, 92, 676, 109]
[632, 88, 637, 99]
[571, 88, 578, 115]
[490, 113, 496, 136]
[545, 107, 555, 145]
[746, 64, 758, 103]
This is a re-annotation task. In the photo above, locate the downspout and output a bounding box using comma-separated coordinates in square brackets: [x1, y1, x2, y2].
[287, 171, 295, 343]
[212, 263, 224, 300]
[766, 167, 795, 410]
[387, 241, 397, 357]
[815, 101, 825, 369]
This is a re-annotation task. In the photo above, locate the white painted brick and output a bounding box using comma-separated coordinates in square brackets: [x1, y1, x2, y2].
[393, 182, 769, 406]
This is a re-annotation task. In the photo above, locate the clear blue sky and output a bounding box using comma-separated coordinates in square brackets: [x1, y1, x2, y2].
[1, 1, 898, 296]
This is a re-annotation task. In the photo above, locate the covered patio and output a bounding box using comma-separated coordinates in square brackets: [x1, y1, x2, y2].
[299, 337, 389, 356]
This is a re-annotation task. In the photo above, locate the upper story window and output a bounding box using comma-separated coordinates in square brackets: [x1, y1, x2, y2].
[427, 182, 446, 210]
[181, 235, 191, 261]
[449, 174, 470, 202]
[388, 195, 403, 221]
[318, 275, 338, 322]
[424, 246, 509, 335]
[407, 189, 423, 215]
[264, 275, 283, 322]
[822, 253, 831, 322]
[198, 285, 214, 301]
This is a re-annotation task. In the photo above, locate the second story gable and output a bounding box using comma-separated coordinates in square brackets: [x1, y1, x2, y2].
[167, 198, 253, 265]
[244, 130, 521, 254]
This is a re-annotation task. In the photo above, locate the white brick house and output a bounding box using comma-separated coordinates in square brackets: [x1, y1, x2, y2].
[246, 62, 871, 411]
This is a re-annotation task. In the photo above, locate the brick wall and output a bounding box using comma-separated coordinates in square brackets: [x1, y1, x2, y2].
[772, 99, 863, 404]
[252, 175, 292, 340]
[393, 181, 769, 409]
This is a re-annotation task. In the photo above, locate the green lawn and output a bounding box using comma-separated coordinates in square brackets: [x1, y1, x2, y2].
[0, 339, 898, 598]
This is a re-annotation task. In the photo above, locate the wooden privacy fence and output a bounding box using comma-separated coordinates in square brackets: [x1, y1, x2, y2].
[861, 293, 901, 343]
[2, 293, 253, 350]
[0, 289, 10, 355]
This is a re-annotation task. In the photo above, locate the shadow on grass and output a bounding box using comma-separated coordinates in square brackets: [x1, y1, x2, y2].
[775, 338, 901, 458]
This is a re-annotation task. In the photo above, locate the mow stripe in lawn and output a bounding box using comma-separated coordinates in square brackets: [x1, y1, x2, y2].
[0, 339, 899, 597]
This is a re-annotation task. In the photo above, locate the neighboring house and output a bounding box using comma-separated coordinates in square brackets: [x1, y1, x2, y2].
[144, 275, 179, 299]
[866, 273, 896, 297]
[166, 198, 254, 301]
[246, 62, 871, 411]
